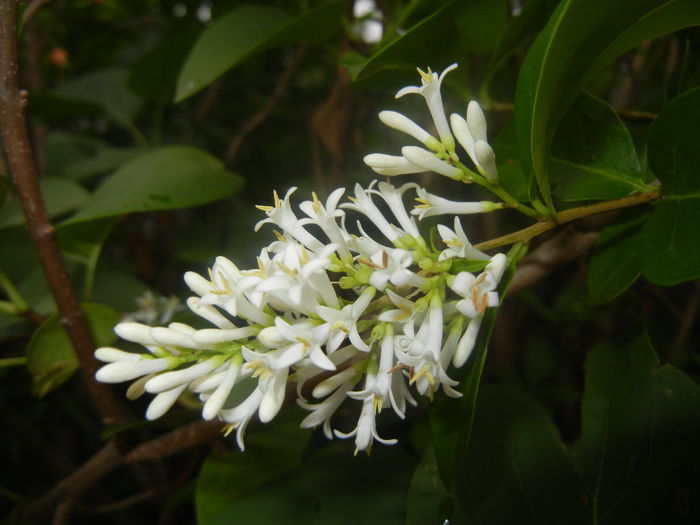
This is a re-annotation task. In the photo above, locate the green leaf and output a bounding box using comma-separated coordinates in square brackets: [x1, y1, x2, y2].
[26, 303, 120, 397]
[0, 177, 89, 229]
[406, 445, 454, 525]
[129, 27, 200, 102]
[515, 0, 700, 209]
[482, 0, 560, 98]
[550, 93, 649, 202]
[63, 146, 243, 224]
[51, 68, 142, 128]
[587, 211, 647, 303]
[345, 1, 456, 81]
[453, 0, 508, 55]
[456, 386, 589, 523]
[641, 86, 700, 285]
[198, 438, 415, 525]
[574, 336, 700, 522]
[175, 2, 344, 102]
[429, 244, 526, 489]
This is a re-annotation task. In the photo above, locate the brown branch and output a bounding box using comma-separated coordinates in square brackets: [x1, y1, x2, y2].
[475, 191, 659, 252]
[0, 0, 127, 426]
[21, 419, 225, 521]
[223, 44, 308, 166]
[22, 0, 54, 24]
[508, 227, 601, 295]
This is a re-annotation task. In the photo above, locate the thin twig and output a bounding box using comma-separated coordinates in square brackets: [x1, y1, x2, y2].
[475, 191, 659, 252]
[223, 44, 308, 166]
[22, 0, 54, 24]
[0, 0, 127, 426]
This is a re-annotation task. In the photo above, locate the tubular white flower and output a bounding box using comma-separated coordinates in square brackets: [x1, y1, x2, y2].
[437, 217, 489, 261]
[95, 347, 143, 363]
[202, 358, 241, 420]
[474, 140, 498, 183]
[220, 387, 265, 451]
[370, 182, 421, 238]
[96, 357, 173, 383]
[341, 182, 401, 243]
[255, 187, 324, 252]
[378, 110, 440, 149]
[363, 153, 427, 176]
[401, 146, 462, 180]
[396, 64, 458, 150]
[466, 100, 487, 142]
[114, 322, 158, 346]
[299, 380, 356, 439]
[146, 384, 187, 420]
[454, 317, 482, 367]
[412, 187, 502, 220]
[145, 357, 223, 393]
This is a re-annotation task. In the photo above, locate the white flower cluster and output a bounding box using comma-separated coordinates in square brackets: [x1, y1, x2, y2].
[94, 65, 509, 453]
[364, 63, 500, 184]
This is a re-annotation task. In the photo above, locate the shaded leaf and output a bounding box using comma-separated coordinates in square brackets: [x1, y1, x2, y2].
[587, 211, 647, 303]
[406, 445, 454, 525]
[429, 243, 527, 488]
[551, 93, 649, 202]
[26, 303, 120, 397]
[63, 146, 243, 224]
[456, 386, 589, 524]
[0, 177, 89, 229]
[515, 0, 700, 208]
[641, 86, 700, 285]
[574, 336, 700, 523]
[198, 437, 415, 525]
[346, 1, 456, 81]
[51, 68, 142, 128]
[176, 2, 344, 102]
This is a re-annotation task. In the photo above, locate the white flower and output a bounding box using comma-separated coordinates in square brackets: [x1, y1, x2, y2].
[95, 355, 175, 383]
[298, 189, 351, 261]
[255, 187, 324, 252]
[369, 182, 421, 239]
[396, 64, 458, 150]
[450, 101, 498, 183]
[364, 248, 428, 291]
[363, 153, 426, 177]
[377, 110, 441, 150]
[401, 146, 462, 180]
[341, 182, 402, 243]
[437, 217, 489, 261]
[412, 187, 503, 220]
[273, 318, 335, 371]
[316, 286, 375, 353]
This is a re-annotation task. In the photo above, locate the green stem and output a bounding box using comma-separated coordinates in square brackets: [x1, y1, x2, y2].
[454, 162, 543, 219]
[474, 190, 660, 251]
[0, 267, 28, 311]
[0, 356, 27, 368]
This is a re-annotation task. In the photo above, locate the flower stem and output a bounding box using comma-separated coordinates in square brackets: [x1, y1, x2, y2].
[474, 190, 660, 251]
[455, 162, 542, 219]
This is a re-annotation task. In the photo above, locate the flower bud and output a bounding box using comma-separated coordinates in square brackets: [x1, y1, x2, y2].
[401, 146, 462, 179]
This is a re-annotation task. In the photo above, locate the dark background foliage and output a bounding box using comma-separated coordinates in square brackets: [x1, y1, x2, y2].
[1, 0, 699, 523]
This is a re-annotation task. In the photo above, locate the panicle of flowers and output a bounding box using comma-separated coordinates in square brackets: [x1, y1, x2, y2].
[364, 63, 501, 185]
[94, 65, 511, 454]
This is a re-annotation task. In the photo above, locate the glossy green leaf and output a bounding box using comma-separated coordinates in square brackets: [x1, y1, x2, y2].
[0, 177, 89, 229]
[175, 2, 344, 102]
[551, 93, 649, 202]
[515, 0, 700, 209]
[26, 303, 120, 397]
[587, 211, 647, 303]
[429, 243, 527, 489]
[63, 146, 243, 224]
[574, 336, 700, 522]
[641, 87, 700, 285]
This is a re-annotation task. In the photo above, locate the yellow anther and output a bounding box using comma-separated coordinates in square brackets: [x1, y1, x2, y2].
[312, 192, 322, 214]
[273, 190, 281, 208]
[417, 67, 434, 82]
[273, 230, 287, 242]
[256, 204, 274, 212]
[414, 198, 432, 209]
